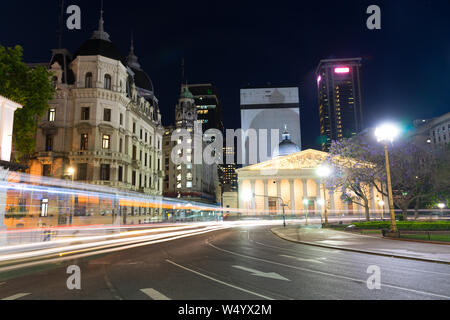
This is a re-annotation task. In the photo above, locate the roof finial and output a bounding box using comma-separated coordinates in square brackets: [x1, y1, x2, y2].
[91, 0, 111, 41]
[127, 30, 141, 69]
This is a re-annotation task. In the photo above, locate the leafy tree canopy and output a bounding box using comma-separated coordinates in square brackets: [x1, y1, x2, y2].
[0, 45, 54, 162]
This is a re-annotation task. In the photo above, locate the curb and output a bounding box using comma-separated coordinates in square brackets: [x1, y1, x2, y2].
[270, 228, 450, 265]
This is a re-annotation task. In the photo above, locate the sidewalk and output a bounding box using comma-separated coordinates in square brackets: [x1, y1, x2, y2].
[271, 226, 450, 264]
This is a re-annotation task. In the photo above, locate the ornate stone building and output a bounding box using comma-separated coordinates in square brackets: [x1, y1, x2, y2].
[29, 11, 164, 197]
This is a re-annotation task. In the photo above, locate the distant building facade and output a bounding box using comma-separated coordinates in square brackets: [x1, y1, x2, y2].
[410, 112, 450, 148]
[316, 58, 363, 151]
[162, 85, 218, 204]
[240, 86, 301, 165]
[187, 84, 224, 133]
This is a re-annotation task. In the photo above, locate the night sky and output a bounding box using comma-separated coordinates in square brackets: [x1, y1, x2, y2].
[1, 0, 449, 149]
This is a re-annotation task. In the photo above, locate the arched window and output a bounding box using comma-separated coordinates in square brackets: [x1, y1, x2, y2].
[104, 74, 112, 90]
[85, 72, 93, 88]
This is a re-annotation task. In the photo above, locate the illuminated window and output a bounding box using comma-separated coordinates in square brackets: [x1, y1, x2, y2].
[40, 199, 49, 217]
[48, 108, 56, 122]
[102, 135, 111, 149]
[80, 134, 88, 151]
[186, 181, 192, 188]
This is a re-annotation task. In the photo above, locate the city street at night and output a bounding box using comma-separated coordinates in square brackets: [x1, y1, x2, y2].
[1, 225, 449, 300]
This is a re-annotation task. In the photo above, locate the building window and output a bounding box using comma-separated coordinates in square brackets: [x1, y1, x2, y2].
[133, 122, 136, 134]
[104, 108, 111, 122]
[145, 153, 148, 167]
[85, 72, 93, 88]
[140, 150, 142, 161]
[48, 108, 56, 122]
[140, 129, 143, 140]
[45, 135, 53, 152]
[118, 166, 123, 182]
[42, 164, 51, 177]
[119, 138, 123, 153]
[100, 164, 110, 181]
[145, 132, 148, 143]
[102, 134, 111, 149]
[104, 74, 112, 90]
[132, 171, 136, 186]
[81, 107, 90, 120]
[120, 113, 123, 126]
[80, 134, 88, 151]
[40, 199, 49, 217]
[77, 163, 88, 181]
[132, 145, 137, 160]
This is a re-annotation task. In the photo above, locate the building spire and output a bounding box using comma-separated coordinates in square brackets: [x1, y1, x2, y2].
[127, 31, 141, 69]
[91, 0, 111, 41]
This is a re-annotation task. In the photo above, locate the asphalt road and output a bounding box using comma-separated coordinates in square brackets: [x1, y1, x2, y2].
[1, 225, 450, 300]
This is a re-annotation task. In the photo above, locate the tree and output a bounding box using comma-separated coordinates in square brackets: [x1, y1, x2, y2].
[0, 45, 54, 163]
[326, 138, 382, 221]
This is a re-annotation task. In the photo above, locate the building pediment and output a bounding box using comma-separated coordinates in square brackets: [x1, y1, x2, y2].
[238, 149, 328, 172]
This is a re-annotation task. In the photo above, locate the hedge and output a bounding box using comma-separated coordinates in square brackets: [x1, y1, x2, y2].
[352, 221, 450, 231]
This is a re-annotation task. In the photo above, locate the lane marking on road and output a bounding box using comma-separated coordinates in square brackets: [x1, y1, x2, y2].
[280, 255, 324, 264]
[207, 242, 450, 299]
[141, 288, 171, 300]
[232, 266, 290, 281]
[165, 259, 275, 300]
[253, 233, 450, 277]
[1, 293, 30, 300]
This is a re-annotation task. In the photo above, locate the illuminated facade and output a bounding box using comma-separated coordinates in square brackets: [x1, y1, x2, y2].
[187, 84, 224, 133]
[237, 149, 386, 217]
[162, 86, 218, 205]
[28, 11, 164, 210]
[316, 58, 363, 151]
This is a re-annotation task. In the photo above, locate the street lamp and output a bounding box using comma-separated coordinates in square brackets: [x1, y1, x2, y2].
[437, 203, 445, 209]
[66, 167, 75, 226]
[316, 165, 331, 226]
[375, 123, 400, 233]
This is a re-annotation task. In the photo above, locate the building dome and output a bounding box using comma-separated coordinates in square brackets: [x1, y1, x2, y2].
[273, 126, 300, 158]
[74, 8, 124, 63]
[126, 38, 154, 92]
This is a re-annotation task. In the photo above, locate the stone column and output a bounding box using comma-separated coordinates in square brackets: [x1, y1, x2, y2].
[250, 180, 256, 214]
[263, 179, 269, 215]
[238, 180, 244, 211]
[370, 185, 376, 218]
[289, 179, 296, 215]
[302, 179, 308, 209]
[316, 179, 322, 215]
[276, 179, 281, 214]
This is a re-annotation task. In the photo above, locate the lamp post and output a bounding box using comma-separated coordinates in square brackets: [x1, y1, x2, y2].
[67, 167, 75, 225]
[375, 123, 400, 233]
[244, 191, 287, 227]
[316, 165, 331, 227]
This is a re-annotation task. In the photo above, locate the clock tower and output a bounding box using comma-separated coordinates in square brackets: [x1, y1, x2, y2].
[175, 84, 197, 129]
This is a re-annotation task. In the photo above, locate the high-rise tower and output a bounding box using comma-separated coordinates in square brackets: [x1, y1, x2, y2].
[316, 58, 363, 151]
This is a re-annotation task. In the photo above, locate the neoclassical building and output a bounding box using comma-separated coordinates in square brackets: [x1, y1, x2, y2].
[237, 131, 387, 217]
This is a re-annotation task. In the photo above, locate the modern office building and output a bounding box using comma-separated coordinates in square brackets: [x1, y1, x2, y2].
[316, 58, 363, 151]
[240, 86, 301, 166]
[187, 84, 224, 134]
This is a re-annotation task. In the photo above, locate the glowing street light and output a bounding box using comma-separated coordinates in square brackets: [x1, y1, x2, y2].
[316, 165, 331, 226]
[437, 203, 445, 210]
[378, 200, 385, 220]
[375, 123, 400, 233]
